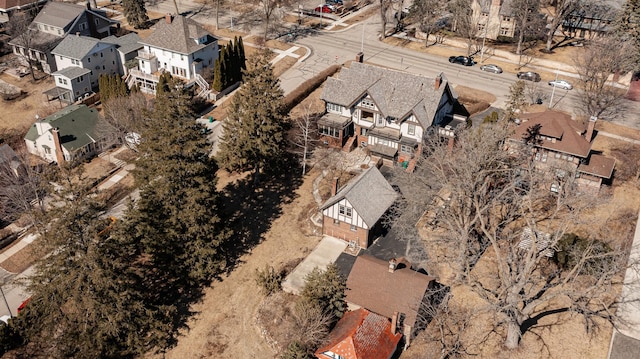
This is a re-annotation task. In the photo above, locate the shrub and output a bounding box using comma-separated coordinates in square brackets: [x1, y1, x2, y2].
[554, 233, 613, 274]
[255, 265, 283, 295]
[280, 340, 314, 359]
[300, 264, 346, 320]
[284, 65, 340, 113]
[483, 111, 499, 124]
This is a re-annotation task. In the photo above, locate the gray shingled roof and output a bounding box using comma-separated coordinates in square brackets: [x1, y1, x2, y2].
[51, 35, 102, 59]
[321, 166, 397, 228]
[24, 104, 108, 152]
[9, 30, 62, 51]
[53, 66, 91, 79]
[320, 62, 454, 130]
[610, 332, 640, 359]
[32, 2, 85, 28]
[140, 15, 216, 55]
[102, 33, 142, 55]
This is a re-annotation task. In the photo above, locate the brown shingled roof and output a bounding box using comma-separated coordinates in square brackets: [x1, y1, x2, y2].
[0, 0, 42, 11]
[346, 255, 434, 329]
[315, 308, 401, 359]
[578, 153, 615, 179]
[514, 110, 592, 158]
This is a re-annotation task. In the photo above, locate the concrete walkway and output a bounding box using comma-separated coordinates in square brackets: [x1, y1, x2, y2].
[281, 236, 347, 295]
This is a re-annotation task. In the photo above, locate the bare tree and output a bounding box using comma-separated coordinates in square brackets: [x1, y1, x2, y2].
[6, 12, 38, 80]
[256, 0, 292, 41]
[286, 300, 332, 349]
[504, 80, 527, 120]
[102, 92, 148, 144]
[391, 123, 635, 350]
[380, 0, 393, 38]
[511, 0, 544, 55]
[541, 0, 582, 52]
[448, 0, 482, 55]
[408, 0, 448, 47]
[290, 104, 320, 176]
[573, 36, 631, 119]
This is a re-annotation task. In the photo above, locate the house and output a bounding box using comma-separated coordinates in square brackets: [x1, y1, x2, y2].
[511, 110, 616, 193]
[47, 34, 123, 103]
[320, 62, 463, 168]
[315, 308, 402, 359]
[24, 104, 115, 165]
[101, 32, 143, 75]
[345, 254, 435, 345]
[471, 0, 517, 40]
[9, 1, 117, 74]
[0, 0, 46, 26]
[126, 14, 217, 96]
[561, 1, 620, 40]
[321, 166, 397, 249]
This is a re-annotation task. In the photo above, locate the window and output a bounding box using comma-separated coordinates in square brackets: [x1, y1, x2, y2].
[401, 144, 414, 153]
[339, 205, 352, 217]
[44, 25, 49, 31]
[503, 16, 511, 22]
[327, 103, 342, 113]
[58, 78, 63, 84]
[333, 219, 339, 224]
[57, 29, 62, 35]
[360, 128, 368, 136]
[500, 27, 510, 36]
[60, 55, 63, 60]
[62, 79, 68, 85]
[79, 22, 87, 31]
[350, 225, 357, 231]
[550, 183, 560, 193]
[541, 151, 548, 162]
[95, 19, 99, 25]
[478, 24, 485, 31]
[407, 123, 416, 135]
[88, 57, 91, 63]
[319, 125, 340, 138]
[43, 147, 51, 154]
[555, 152, 561, 158]
[360, 98, 375, 109]
[378, 138, 390, 146]
[377, 115, 384, 126]
[100, 52, 103, 57]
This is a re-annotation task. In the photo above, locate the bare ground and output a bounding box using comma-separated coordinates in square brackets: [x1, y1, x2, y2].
[0, 71, 60, 131]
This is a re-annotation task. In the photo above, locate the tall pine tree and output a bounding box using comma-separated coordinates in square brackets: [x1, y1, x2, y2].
[122, 0, 149, 29]
[217, 51, 287, 182]
[212, 57, 223, 92]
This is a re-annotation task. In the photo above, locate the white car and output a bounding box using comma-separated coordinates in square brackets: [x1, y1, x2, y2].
[0, 315, 11, 325]
[548, 79, 573, 90]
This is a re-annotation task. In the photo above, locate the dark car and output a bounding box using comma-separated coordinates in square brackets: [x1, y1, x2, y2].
[448, 55, 474, 66]
[517, 71, 541, 82]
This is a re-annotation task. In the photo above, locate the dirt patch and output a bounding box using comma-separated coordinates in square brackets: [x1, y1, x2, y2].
[0, 241, 38, 273]
[454, 85, 495, 115]
[0, 71, 61, 131]
[596, 121, 640, 141]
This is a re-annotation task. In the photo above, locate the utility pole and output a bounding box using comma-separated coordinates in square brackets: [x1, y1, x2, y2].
[549, 68, 559, 109]
[1, 286, 12, 317]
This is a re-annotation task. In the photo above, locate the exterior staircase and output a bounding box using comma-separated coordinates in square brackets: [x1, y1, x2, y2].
[342, 136, 356, 152]
[194, 73, 210, 99]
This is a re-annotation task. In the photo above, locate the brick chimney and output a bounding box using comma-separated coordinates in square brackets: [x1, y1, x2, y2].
[51, 128, 65, 166]
[391, 311, 398, 335]
[86, 0, 91, 10]
[585, 116, 597, 142]
[491, 0, 501, 7]
[356, 52, 364, 63]
[166, 13, 172, 24]
[331, 177, 339, 196]
[434, 75, 442, 90]
[388, 258, 397, 273]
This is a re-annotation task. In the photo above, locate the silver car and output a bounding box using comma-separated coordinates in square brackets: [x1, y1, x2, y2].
[548, 79, 573, 90]
[479, 64, 503, 74]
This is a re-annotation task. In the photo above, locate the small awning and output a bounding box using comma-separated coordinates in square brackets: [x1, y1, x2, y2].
[43, 86, 70, 99]
[318, 113, 352, 128]
[400, 136, 419, 146]
[368, 144, 397, 158]
[369, 127, 401, 141]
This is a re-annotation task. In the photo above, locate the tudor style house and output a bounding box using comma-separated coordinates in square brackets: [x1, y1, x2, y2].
[24, 104, 115, 165]
[471, 0, 517, 40]
[320, 166, 397, 249]
[345, 255, 435, 346]
[9, 2, 117, 74]
[510, 110, 615, 194]
[320, 62, 464, 168]
[126, 14, 217, 96]
[315, 308, 402, 359]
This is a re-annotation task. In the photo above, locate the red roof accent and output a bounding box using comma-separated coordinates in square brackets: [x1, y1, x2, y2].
[315, 309, 401, 359]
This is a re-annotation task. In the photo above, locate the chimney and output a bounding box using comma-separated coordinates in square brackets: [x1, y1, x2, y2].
[434, 75, 442, 90]
[51, 128, 65, 166]
[391, 312, 398, 335]
[86, 0, 91, 10]
[331, 177, 339, 196]
[356, 52, 364, 63]
[585, 116, 597, 142]
[491, 0, 501, 7]
[448, 135, 455, 153]
[388, 258, 397, 273]
[76, 32, 80, 37]
[166, 14, 172, 24]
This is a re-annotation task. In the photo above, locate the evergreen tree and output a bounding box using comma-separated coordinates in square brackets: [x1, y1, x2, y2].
[217, 52, 288, 181]
[156, 72, 172, 96]
[300, 264, 346, 320]
[122, 0, 149, 29]
[98, 74, 110, 101]
[212, 57, 223, 92]
[220, 45, 229, 89]
[615, 0, 640, 72]
[231, 37, 240, 83]
[237, 36, 246, 73]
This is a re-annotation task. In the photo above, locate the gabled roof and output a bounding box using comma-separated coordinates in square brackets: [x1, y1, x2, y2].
[53, 66, 91, 79]
[320, 62, 455, 129]
[25, 105, 106, 152]
[9, 30, 62, 51]
[346, 255, 434, 329]
[32, 2, 85, 28]
[321, 166, 397, 228]
[140, 15, 216, 55]
[578, 153, 616, 179]
[315, 309, 401, 359]
[51, 35, 104, 59]
[514, 110, 592, 158]
[0, 0, 45, 11]
[102, 33, 142, 55]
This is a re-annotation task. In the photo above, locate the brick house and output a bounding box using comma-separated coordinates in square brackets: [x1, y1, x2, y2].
[511, 110, 615, 194]
[315, 308, 402, 359]
[320, 166, 397, 249]
[345, 255, 435, 345]
[319, 62, 464, 168]
[471, 0, 517, 40]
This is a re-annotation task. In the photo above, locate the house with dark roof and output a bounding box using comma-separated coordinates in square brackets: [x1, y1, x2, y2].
[9, 2, 118, 74]
[320, 62, 463, 168]
[24, 104, 115, 165]
[562, 1, 621, 40]
[345, 255, 435, 345]
[0, 0, 46, 26]
[126, 14, 217, 96]
[510, 110, 615, 194]
[321, 166, 397, 249]
[471, 0, 517, 40]
[315, 308, 402, 359]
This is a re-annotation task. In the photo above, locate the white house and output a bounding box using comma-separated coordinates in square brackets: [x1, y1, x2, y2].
[9, 2, 118, 74]
[24, 104, 115, 165]
[127, 14, 218, 96]
[320, 62, 464, 168]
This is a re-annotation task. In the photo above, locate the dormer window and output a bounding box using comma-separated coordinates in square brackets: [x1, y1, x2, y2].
[339, 205, 352, 217]
[360, 98, 375, 109]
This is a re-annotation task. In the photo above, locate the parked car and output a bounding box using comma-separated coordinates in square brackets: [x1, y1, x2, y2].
[548, 79, 573, 90]
[517, 71, 541, 82]
[479, 64, 503, 74]
[17, 297, 30, 314]
[448, 56, 474, 66]
[327, 0, 343, 4]
[314, 4, 332, 13]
